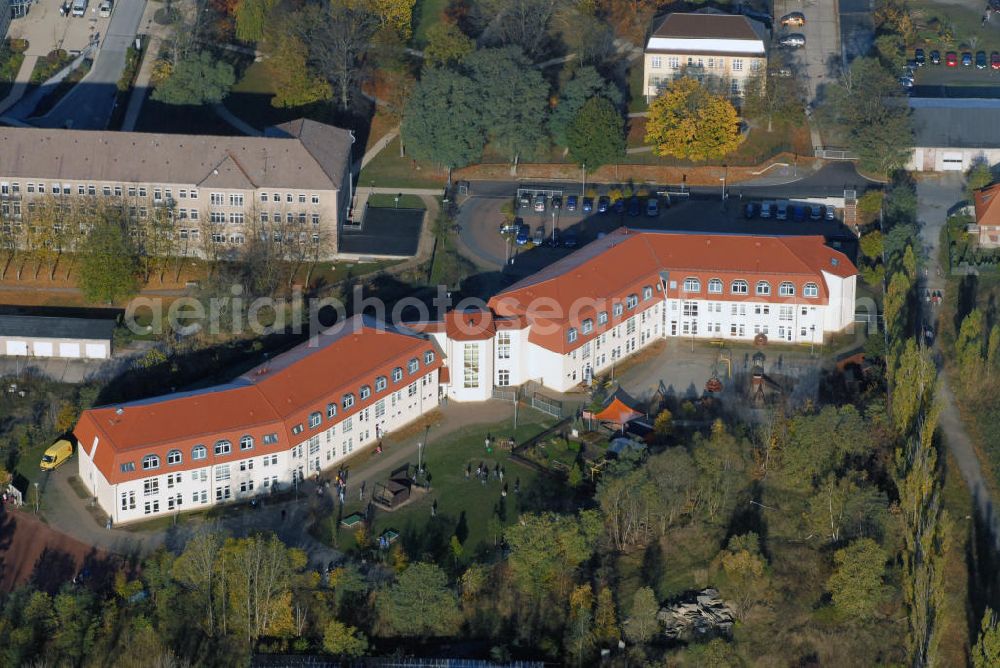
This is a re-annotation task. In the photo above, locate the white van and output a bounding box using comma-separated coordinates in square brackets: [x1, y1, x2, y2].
[98, 0, 111, 17]
[71, 0, 87, 16]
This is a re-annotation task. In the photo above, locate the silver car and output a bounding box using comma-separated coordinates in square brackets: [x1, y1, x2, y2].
[779, 34, 806, 48]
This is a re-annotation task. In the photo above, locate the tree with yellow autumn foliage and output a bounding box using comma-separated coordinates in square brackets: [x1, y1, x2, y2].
[644, 76, 743, 162]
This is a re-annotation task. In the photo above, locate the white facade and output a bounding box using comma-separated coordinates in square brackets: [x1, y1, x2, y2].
[78, 371, 439, 525]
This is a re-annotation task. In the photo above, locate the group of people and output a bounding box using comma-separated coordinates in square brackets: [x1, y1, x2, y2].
[465, 461, 520, 497]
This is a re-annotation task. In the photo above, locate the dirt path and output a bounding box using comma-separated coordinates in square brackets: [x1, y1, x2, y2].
[917, 175, 1000, 551]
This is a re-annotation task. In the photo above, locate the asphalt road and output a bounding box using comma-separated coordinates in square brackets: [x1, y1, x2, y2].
[772, 0, 842, 103]
[456, 163, 874, 274]
[36, 0, 147, 129]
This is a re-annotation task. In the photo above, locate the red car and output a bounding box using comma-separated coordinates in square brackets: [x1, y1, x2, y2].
[993, 51, 1000, 70]
[946, 51, 958, 67]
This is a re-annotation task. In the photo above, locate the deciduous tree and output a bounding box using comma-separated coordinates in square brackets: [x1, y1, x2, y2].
[377, 562, 462, 637]
[827, 538, 888, 620]
[567, 97, 625, 171]
[644, 77, 743, 161]
[966, 161, 995, 201]
[623, 586, 658, 643]
[423, 21, 474, 66]
[973, 608, 1000, 668]
[78, 220, 140, 304]
[235, 0, 277, 42]
[264, 21, 332, 108]
[152, 51, 235, 105]
[402, 67, 485, 170]
[322, 620, 368, 657]
[549, 66, 622, 148]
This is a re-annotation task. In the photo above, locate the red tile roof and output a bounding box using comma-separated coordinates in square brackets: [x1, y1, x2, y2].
[975, 182, 1000, 229]
[75, 316, 442, 484]
[489, 229, 855, 353]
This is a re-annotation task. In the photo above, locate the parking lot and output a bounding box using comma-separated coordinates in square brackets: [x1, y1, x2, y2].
[8, 0, 114, 59]
[456, 189, 855, 280]
[772, 0, 842, 103]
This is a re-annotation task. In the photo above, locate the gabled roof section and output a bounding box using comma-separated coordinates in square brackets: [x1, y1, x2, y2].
[651, 12, 760, 40]
[197, 153, 257, 189]
[268, 119, 355, 191]
[974, 182, 1000, 228]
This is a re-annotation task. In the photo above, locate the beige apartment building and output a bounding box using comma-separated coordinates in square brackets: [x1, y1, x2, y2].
[0, 119, 354, 258]
[643, 12, 768, 102]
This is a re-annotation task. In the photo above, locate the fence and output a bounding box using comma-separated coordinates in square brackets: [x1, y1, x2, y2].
[530, 390, 562, 418]
[491, 386, 517, 402]
[813, 147, 859, 161]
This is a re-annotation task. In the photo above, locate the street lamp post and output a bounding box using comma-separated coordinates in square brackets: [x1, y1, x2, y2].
[417, 441, 423, 474]
[720, 164, 728, 201]
[33, 481, 39, 514]
[581, 164, 586, 197]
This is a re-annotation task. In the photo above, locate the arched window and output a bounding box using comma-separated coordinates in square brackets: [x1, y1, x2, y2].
[779, 281, 795, 297]
[642, 286, 653, 300]
[392, 367, 403, 383]
[682, 277, 701, 292]
[756, 281, 771, 296]
[408, 358, 419, 374]
[309, 411, 322, 428]
[708, 278, 723, 294]
[192, 444, 207, 460]
[731, 280, 749, 294]
[626, 294, 638, 309]
[360, 385, 371, 400]
[214, 440, 232, 456]
[424, 351, 435, 364]
[240, 435, 254, 450]
[142, 454, 160, 470]
[804, 282, 819, 298]
[343, 393, 355, 409]
[166, 449, 182, 465]
[375, 376, 387, 392]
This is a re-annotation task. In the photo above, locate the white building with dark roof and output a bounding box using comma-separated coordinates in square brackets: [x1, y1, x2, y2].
[643, 12, 768, 101]
[907, 97, 1000, 172]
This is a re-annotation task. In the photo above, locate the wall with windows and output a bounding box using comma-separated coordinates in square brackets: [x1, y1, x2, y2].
[643, 51, 766, 101]
[0, 177, 341, 258]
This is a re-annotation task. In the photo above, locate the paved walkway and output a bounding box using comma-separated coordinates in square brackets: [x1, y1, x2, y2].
[359, 126, 399, 170]
[0, 55, 38, 115]
[37, 399, 519, 564]
[120, 34, 161, 131]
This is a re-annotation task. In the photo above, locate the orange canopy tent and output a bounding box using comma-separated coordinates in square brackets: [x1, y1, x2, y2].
[586, 388, 644, 430]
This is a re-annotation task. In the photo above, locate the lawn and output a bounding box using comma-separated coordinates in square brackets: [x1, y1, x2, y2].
[411, 0, 449, 48]
[0, 46, 24, 101]
[911, 0, 1000, 53]
[32, 58, 91, 117]
[367, 193, 427, 209]
[313, 414, 562, 565]
[359, 137, 448, 189]
[30, 50, 72, 85]
[627, 63, 649, 113]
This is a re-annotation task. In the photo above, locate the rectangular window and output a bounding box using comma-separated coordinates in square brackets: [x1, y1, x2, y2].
[374, 399, 386, 419]
[497, 332, 511, 359]
[144, 479, 159, 496]
[732, 59, 743, 71]
[668, 56, 680, 69]
[682, 301, 698, 317]
[210, 193, 224, 205]
[463, 343, 479, 388]
[342, 416, 352, 433]
[229, 194, 244, 206]
[651, 56, 662, 69]
[497, 369, 510, 386]
[215, 464, 231, 482]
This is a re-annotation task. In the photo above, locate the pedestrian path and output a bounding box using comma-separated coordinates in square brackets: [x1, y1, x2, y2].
[121, 34, 161, 131]
[359, 127, 399, 170]
[0, 54, 38, 115]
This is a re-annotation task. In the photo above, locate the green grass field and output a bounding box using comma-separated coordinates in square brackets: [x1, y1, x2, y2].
[359, 137, 448, 189]
[911, 0, 1000, 53]
[315, 415, 562, 565]
[367, 193, 427, 209]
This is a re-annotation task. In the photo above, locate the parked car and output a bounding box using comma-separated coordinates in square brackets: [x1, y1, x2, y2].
[627, 196, 641, 217]
[566, 194, 578, 211]
[915, 48, 925, 66]
[532, 226, 545, 245]
[551, 195, 563, 209]
[946, 51, 958, 67]
[744, 202, 759, 219]
[962, 51, 973, 67]
[993, 52, 1000, 70]
[776, 201, 789, 220]
[906, 58, 918, 70]
[899, 76, 914, 90]
[98, 0, 111, 16]
[779, 34, 806, 48]
[930, 50, 940, 65]
[533, 194, 546, 212]
[770, 67, 793, 78]
[824, 205, 836, 221]
[976, 51, 987, 69]
[518, 192, 532, 208]
[792, 204, 807, 222]
[646, 197, 659, 217]
[562, 230, 578, 248]
[780, 11, 805, 27]
[809, 203, 823, 220]
[582, 197, 594, 213]
[547, 228, 561, 246]
[515, 223, 530, 245]
[597, 195, 610, 213]
[760, 200, 775, 218]
[613, 197, 625, 214]
[499, 221, 519, 235]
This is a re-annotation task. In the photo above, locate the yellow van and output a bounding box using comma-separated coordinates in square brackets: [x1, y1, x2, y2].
[40, 439, 74, 471]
